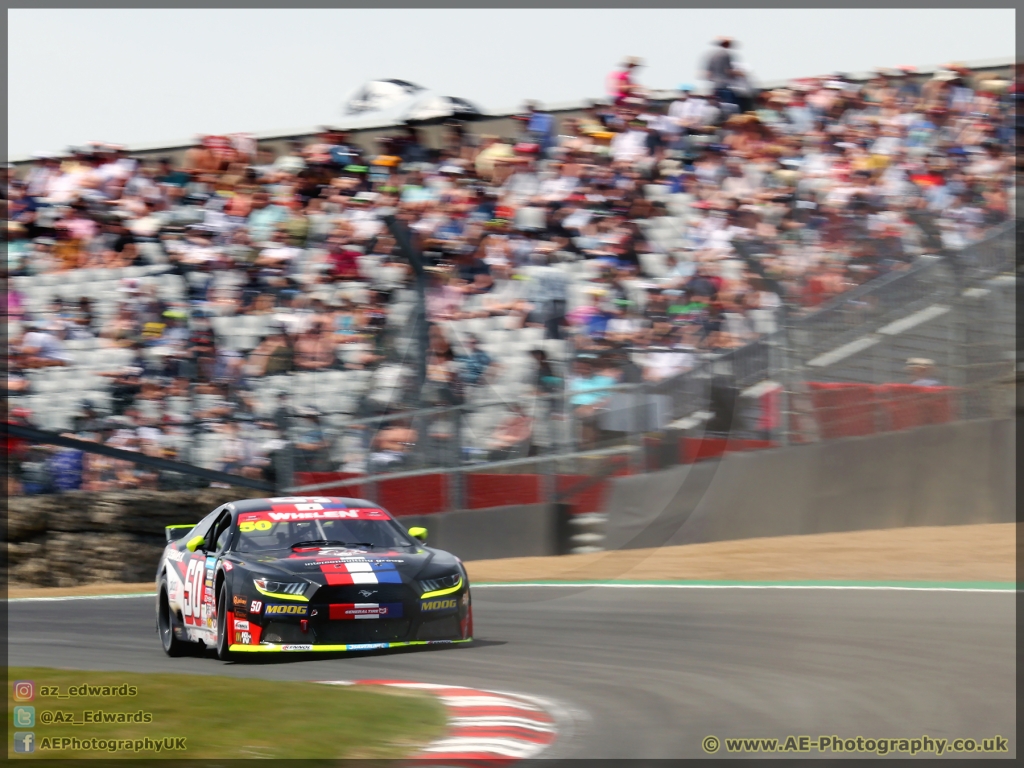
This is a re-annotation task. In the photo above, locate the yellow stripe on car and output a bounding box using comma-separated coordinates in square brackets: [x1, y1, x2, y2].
[420, 577, 463, 599]
[229, 639, 473, 652]
[252, 584, 309, 602]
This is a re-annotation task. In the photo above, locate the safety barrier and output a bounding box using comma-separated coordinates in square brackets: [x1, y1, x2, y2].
[808, 383, 958, 439]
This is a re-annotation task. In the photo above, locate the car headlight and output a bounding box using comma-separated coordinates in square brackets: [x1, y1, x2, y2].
[418, 573, 462, 595]
[253, 578, 307, 596]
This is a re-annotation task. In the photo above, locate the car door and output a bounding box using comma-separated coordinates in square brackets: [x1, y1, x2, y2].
[182, 507, 230, 637]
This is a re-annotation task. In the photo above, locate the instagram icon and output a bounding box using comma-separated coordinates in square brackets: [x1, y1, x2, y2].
[12, 681, 34, 702]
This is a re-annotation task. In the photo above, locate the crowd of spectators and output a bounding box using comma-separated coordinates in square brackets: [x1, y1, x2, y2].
[5, 44, 1019, 494]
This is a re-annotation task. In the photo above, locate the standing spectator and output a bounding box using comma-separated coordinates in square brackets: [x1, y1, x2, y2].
[906, 358, 941, 387]
[705, 37, 738, 109]
[608, 56, 644, 105]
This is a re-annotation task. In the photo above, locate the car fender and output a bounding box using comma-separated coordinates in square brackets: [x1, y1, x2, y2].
[164, 564, 186, 615]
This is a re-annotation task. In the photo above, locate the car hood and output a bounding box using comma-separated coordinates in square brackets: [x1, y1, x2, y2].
[223, 545, 459, 583]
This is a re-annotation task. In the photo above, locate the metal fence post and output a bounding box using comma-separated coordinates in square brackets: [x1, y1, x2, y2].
[274, 442, 294, 493]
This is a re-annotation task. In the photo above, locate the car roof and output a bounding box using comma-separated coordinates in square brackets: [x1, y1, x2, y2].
[229, 497, 381, 513]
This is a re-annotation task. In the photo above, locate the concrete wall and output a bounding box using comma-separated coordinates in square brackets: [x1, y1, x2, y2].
[396, 504, 557, 562]
[604, 418, 1014, 550]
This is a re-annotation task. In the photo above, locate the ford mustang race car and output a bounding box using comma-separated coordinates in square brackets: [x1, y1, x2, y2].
[155, 496, 472, 659]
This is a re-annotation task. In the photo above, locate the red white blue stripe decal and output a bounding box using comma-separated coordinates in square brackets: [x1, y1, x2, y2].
[317, 680, 560, 764]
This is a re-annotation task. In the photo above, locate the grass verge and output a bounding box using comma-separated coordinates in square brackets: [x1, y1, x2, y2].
[8, 667, 446, 760]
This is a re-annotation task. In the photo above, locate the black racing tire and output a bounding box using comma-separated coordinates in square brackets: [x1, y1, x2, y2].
[216, 580, 235, 662]
[156, 574, 191, 657]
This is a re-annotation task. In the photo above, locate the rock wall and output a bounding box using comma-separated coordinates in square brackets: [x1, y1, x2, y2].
[7, 488, 264, 587]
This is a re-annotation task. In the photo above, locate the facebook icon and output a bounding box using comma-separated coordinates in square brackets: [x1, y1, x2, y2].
[13, 732, 35, 753]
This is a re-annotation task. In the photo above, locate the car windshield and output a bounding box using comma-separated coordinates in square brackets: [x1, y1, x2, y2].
[232, 509, 415, 553]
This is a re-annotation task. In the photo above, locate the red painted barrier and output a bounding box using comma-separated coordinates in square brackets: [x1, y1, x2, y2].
[465, 473, 543, 509]
[807, 382, 879, 439]
[377, 474, 447, 516]
[877, 384, 957, 431]
[293, 472, 363, 499]
[679, 437, 777, 464]
[556, 467, 631, 515]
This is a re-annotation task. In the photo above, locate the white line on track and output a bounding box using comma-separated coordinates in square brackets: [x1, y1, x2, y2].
[6, 593, 155, 603]
[473, 582, 1016, 593]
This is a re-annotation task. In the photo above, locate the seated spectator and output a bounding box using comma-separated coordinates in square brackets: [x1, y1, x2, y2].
[247, 330, 294, 376]
[458, 335, 493, 387]
[294, 322, 336, 371]
[529, 348, 564, 395]
[369, 416, 417, 473]
[568, 356, 617, 447]
[426, 267, 465, 321]
[21, 321, 72, 367]
[292, 408, 332, 472]
[486, 403, 534, 461]
[327, 233, 362, 281]
[642, 328, 696, 382]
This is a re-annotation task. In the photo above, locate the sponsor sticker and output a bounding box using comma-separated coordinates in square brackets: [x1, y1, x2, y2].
[420, 598, 458, 612]
[250, 600, 262, 613]
[235, 632, 252, 645]
[233, 620, 250, 631]
[166, 550, 185, 563]
[233, 596, 247, 608]
[347, 643, 388, 651]
[329, 603, 403, 620]
[281, 645, 314, 651]
[264, 604, 308, 616]
[222, 561, 233, 571]
[239, 508, 389, 523]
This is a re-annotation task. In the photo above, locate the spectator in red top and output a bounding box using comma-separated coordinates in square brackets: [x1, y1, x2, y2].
[326, 233, 361, 281]
[608, 56, 644, 105]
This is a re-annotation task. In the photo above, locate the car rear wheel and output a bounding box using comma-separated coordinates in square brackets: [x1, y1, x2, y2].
[156, 574, 191, 657]
[216, 581, 234, 661]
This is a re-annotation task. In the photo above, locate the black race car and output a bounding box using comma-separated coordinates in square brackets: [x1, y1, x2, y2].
[155, 496, 472, 659]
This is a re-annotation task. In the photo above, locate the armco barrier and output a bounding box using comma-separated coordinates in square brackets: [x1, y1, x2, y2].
[603, 417, 1013, 550]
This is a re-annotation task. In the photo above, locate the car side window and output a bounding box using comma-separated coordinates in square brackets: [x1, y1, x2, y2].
[211, 511, 233, 554]
[189, 507, 223, 547]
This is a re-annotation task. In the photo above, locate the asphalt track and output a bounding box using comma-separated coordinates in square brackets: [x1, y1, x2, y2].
[8, 586, 1016, 759]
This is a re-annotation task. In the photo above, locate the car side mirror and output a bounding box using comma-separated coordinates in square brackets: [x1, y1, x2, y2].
[186, 535, 206, 553]
[408, 526, 428, 544]
[166, 524, 195, 543]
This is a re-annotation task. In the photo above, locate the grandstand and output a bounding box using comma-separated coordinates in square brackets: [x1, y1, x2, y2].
[6, 56, 1018, 497]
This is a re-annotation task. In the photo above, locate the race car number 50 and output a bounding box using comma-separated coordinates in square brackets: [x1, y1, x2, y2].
[239, 520, 274, 533]
[183, 559, 204, 619]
